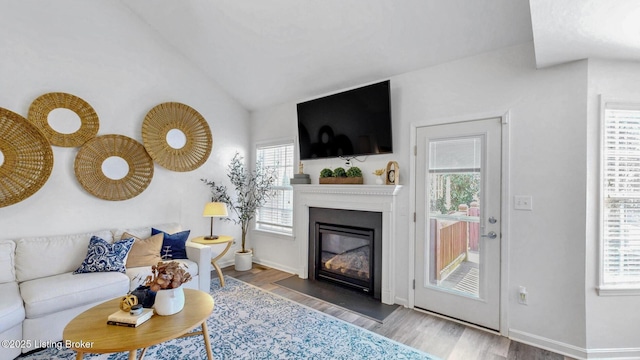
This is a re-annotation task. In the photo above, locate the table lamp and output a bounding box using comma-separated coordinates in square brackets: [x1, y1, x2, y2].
[203, 202, 228, 240]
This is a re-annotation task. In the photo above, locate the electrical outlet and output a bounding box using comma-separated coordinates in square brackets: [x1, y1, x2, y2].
[518, 286, 528, 305]
[514, 195, 533, 210]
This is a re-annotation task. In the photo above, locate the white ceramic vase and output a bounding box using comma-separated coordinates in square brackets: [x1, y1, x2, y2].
[153, 286, 185, 316]
[234, 249, 253, 271]
[375, 176, 384, 185]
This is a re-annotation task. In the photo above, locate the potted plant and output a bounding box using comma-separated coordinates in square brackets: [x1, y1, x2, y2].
[320, 168, 333, 178]
[373, 168, 385, 185]
[146, 261, 192, 291]
[346, 166, 362, 178]
[202, 152, 276, 271]
[333, 167, 347, 177]
[319, 166, 364, 184]
[145, 261, 192, 315]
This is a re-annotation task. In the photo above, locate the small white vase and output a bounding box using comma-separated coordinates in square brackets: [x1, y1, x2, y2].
[153, 286, 185, 316]
[234, 249, 253, 271]
[375, 176, 384, 185]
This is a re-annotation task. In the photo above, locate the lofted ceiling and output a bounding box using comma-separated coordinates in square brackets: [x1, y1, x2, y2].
[122, 0, 640, 111]
[530, 0, 640, 68]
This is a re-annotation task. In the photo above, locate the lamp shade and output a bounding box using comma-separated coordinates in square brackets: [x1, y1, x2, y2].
[203, 202, 228, 217]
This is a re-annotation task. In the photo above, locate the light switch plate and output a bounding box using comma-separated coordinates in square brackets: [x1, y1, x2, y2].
[514, 195, 533, 210]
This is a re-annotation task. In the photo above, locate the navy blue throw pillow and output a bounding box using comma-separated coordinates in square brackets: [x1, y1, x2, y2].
[151, 228, 190, 260]
[74, 236, 135, 274]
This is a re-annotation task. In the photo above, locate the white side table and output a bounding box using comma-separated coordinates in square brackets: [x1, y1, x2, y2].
[191, 235, 234, 287]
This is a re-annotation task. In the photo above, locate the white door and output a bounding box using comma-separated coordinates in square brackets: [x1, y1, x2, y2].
[414, 118, 502, 330]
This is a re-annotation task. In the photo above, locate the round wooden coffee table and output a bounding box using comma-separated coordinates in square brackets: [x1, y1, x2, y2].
[63, 289, 214, 360]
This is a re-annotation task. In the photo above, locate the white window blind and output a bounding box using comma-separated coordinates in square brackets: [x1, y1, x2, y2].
[602, 106, 640, 287]
[256, 142, 294, 235]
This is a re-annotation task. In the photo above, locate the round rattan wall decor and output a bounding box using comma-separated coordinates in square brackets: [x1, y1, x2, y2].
[0, 107, 54, 208]
[74, 135, 154, 201]
[28, 92, 99, 147]
[142, 102, 212, 172]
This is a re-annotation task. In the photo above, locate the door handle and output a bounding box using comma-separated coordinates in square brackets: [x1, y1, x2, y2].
[481, 231, 497, 239]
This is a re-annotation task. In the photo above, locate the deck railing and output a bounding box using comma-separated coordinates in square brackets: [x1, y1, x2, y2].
[430, 205, 480, 280]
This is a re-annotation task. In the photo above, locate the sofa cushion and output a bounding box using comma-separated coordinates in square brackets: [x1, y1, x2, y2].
[0, 240, 16, 283]
[125, 259, 199, 292]
[0, 282, 25, 333]
[20, 272, 129, 319]
[123, 232, 163, 268]
[152, 228, 190, 260]
[15, 230, 114, 282]
[74, 236, 135, 274]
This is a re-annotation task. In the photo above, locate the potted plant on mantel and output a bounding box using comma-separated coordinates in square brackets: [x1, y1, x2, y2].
[319, 166, 363, 184]
[202, 152, 276, 271]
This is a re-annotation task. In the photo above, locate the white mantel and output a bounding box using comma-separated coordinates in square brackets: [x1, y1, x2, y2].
[293, 184, 402, 305]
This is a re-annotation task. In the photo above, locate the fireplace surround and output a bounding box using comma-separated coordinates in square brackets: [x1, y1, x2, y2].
[293, 184, 402, 305]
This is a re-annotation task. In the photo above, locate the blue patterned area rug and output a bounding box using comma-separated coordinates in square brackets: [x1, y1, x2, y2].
[21, 276, 437, 359]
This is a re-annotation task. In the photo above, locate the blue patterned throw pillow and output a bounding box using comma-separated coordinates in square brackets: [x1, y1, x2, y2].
[73, 236, 135, 274]
[151, 228, 190, 260]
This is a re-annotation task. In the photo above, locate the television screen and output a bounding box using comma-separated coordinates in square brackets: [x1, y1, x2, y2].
[297, 80, 392, 160]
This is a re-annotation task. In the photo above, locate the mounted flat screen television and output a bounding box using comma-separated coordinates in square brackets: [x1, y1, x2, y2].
[297, 80, 392, 160]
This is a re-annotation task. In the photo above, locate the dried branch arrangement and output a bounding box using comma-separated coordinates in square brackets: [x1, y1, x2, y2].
[145, 261, 192, 291]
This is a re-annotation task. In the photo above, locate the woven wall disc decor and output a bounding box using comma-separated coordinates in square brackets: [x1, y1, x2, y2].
[28, 92, 99, 147]
[0, 108, 54, 208]
[142, 102, 212, 172]
[74, 135, 154, 201]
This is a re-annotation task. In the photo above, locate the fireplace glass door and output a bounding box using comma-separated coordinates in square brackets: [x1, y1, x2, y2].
[317, 224, 374, 293]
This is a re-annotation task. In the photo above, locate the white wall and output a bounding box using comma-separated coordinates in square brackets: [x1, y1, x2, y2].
[585, 59, 640, 355]
[394, 45, 588, 357]
[0, 1, 249, 263]
[251, 43, 592, 357]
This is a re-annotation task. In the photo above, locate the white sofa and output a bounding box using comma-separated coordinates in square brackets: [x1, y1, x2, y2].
[0, 223, 211, 359]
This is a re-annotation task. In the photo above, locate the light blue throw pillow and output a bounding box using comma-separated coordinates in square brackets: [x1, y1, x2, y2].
[74, 236, 135, 274]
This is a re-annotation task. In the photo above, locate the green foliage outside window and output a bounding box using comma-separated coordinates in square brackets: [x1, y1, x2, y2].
[431, 173, 480, 214]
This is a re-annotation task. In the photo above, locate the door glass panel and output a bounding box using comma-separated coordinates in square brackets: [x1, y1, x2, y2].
[427, 137, 482, 298]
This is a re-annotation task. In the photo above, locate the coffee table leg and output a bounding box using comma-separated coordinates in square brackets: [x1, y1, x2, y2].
[201, 320, 214, 360]
[75, 350, 83, 360]
[129, 349, 137, 360]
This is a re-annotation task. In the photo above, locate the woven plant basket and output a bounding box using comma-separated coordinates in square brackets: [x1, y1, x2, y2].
[28, 92, 99, 147]
[142, 102, 212, 172]
[0, 108, 54, 208]
[319, 177, 364, 184]
[74, 135, 154, 201]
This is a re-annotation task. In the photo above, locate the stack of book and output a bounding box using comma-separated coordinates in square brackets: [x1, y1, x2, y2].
[107, 308, 154, 328]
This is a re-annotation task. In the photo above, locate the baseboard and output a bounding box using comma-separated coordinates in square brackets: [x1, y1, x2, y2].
[252, 258, 298, 275]
[218, 258, 297, 275]
[218, 258, 235, 269]
[394, 296, 408, 307]
[509, 329, 587, 359]
[510, 330, 640, 360]
[585, 347, 640, 359]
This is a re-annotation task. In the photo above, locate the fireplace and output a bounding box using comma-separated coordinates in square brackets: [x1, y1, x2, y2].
[294, 184, 401, 305]
[309, 207, 382, 299]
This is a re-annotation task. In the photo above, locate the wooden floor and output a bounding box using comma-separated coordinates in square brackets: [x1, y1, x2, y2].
[222, 264, 575, 360]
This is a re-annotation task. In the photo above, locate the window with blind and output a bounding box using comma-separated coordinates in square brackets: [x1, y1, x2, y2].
[601, 103, 640, 292]
[256, 142, 294, 235]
